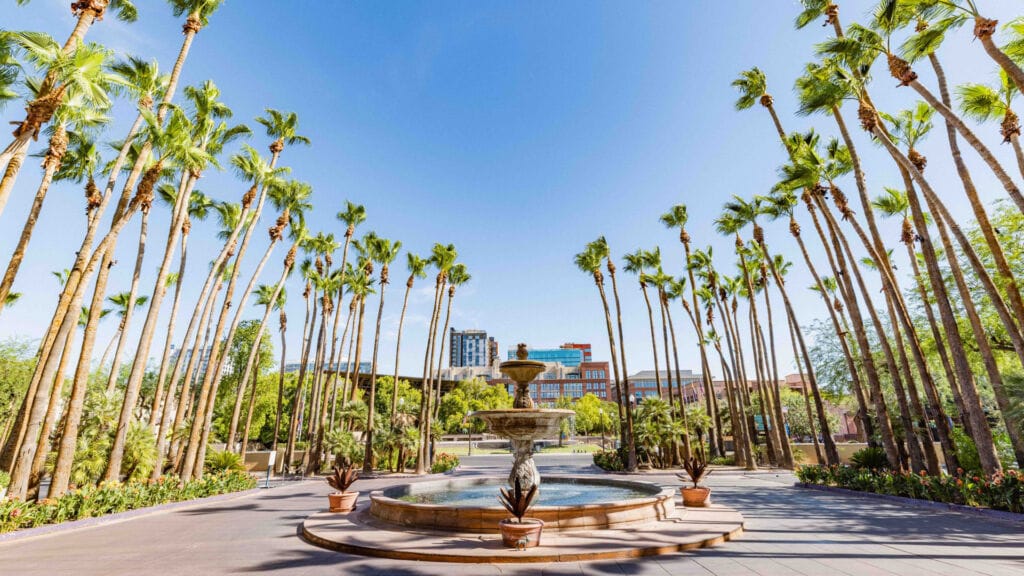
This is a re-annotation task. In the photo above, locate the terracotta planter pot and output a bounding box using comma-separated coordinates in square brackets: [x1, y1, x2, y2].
[498, 518, 544, 549]
[681, 486, 711, 507]
[328, 491, 359, 513]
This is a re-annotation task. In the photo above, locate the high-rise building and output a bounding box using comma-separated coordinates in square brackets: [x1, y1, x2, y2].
[506, 344, 591, 368]
[449, 328, 494, 367]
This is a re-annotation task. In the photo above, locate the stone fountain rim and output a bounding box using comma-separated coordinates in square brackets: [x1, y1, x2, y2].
[371, 475, 672, 512]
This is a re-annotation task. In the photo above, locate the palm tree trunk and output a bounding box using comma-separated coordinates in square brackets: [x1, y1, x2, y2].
[284, 285, 315, 470]
[27, 327, 77, 496]
[271, 309, 288, 473]
[975, 17, 1024, 99]
[817, 199, 923, 473]
[427, 289, 456, 466]
[0, 127, 66, 313]
[105, 208, 149, 393]
[804, 198, 901, 470]
[787, 313, 822, 464]
[415, 276, 445, 474]
[150, 232, 189, 427]
[390, 279, 415, 424]
[932, 212, 1024, 467]
[872, 124, 1001, 475]
[1009, 132, 1024, 182]
[362, 274, 389, 473]
[928, 53, 1024, 343]
[239, 350, 262, 461]
[638, 281, 663, 398]
[607, 262, 638, 471]
[757, 264, 793, 468]
[663, 295, 692, 460]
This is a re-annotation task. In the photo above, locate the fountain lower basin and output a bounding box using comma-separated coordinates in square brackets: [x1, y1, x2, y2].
[369, 476, 674, 533]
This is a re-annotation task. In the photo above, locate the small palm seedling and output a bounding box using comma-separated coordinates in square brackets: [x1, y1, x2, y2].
[326, 463, 359, 493]
[678, 456, 712, 488]
[498, 477, 538, 523]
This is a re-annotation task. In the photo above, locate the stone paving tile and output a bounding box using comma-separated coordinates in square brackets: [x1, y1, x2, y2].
[1, 456, 1023, 575]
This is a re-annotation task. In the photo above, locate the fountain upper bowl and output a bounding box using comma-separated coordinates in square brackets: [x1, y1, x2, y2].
[469, 408, 574, 440]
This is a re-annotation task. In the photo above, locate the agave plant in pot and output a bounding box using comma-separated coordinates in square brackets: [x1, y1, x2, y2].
[678, 455, 712, 507]
[498, 478, 542, 549]
[326, 463, 359, 513]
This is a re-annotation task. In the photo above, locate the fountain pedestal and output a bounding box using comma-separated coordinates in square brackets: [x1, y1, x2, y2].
[470, 344, 573, 491]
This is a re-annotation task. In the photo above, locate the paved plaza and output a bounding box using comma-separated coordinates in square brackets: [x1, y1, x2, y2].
[1, 454, 1022, 575]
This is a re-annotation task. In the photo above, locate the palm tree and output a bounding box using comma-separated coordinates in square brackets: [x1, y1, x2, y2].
[0, 100, 109, 312]
[622, 250, 663, 398]
[958, 71, 1024, 180]
[14, 0, 138, 51]
[108, 85, 245, 484]
[362, 236, 402, 472]
[0, 34, 121, 220]
[149, 188, 213, 426]
[425, 263, 470, 467]
[390, 254, 428, 426]
[239, 285, 287, 461]
[586, 237, 637, 469]
[416, 243, 456, 474]
[13, 109, 208, 499]
[660, 205, 720, 454]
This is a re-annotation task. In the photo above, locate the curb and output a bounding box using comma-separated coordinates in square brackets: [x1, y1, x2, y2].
[795, 482, 1024, 525]
[0, 486, 268, 544]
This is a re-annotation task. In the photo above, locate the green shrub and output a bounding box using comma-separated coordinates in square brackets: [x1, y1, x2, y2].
[710, 456, 735, 466]
[0, 470, 10, 491]
[204, 449, 246, 473]
[593, 449, 624, 471]
[794, 465, 1024, 514]
[430, 452, 459, 474]
[0, 471, 256, 533]
[850, 446, 889, 472]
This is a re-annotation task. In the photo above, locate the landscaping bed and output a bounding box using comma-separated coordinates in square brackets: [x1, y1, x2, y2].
[0, 470, 256, 534]
[795, 464, 1024, 514]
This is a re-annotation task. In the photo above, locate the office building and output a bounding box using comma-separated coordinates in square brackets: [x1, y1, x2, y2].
[627, 369, 704, 401]
[449, 328, 495, 367]
[490, 361, 612, 403]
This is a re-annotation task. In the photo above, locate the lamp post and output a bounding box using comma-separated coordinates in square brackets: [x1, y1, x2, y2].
[599, 407, 606, 450]
[462, 415, 472, 456]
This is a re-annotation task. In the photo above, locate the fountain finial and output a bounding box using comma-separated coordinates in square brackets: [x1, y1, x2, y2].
[516, 343, 529, 360]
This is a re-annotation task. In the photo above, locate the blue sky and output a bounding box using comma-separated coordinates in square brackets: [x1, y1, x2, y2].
[2, 0, 1022, 381]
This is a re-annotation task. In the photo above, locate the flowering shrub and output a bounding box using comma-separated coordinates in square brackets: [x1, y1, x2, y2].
[593, 449, 624, 471]
[795, 465, 1024, 514]
[430, 452, 459, 474]
[0, 471, 256, 533]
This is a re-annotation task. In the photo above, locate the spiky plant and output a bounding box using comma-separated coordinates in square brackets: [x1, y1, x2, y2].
[499, 477, 538, 523]
[678, 456, 712, 488]
[326, 463, 359, 493]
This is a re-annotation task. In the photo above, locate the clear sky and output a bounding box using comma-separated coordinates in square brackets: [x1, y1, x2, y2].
[2, 0, 1021, 381]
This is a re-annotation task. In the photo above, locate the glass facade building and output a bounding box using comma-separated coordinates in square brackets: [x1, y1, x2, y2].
[507, 347, 584, 367]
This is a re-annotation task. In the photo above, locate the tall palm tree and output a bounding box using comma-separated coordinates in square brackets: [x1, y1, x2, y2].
[109, 86, 247, 484]
[149, 188, 214, 426]
[14, 0, 138, 51]
[622, 250, 663, 398]
[416, 243, 456, 474]
[426, 263, 470, 463]
[13, 109, 208, 499]
[0, 100, 109, 312]
[660, 205, 720, 453]
[239, 285, 287, 461]
[0, 33, 122, 220]
[587, 237, 637, 469]
[362, 236, 401, 472]
[390, 254, 428, 425]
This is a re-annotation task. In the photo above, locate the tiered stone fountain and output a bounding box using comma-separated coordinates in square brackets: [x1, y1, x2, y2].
[469, 343, 574, 491]
[301, 344, 745, 562]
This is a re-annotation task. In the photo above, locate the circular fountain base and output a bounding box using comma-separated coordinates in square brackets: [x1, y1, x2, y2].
[302, 497, 744, 563]
[369, 476, 674, 533]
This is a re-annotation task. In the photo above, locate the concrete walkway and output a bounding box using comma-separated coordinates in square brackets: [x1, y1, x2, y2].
[1, 454, 1022, 575]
